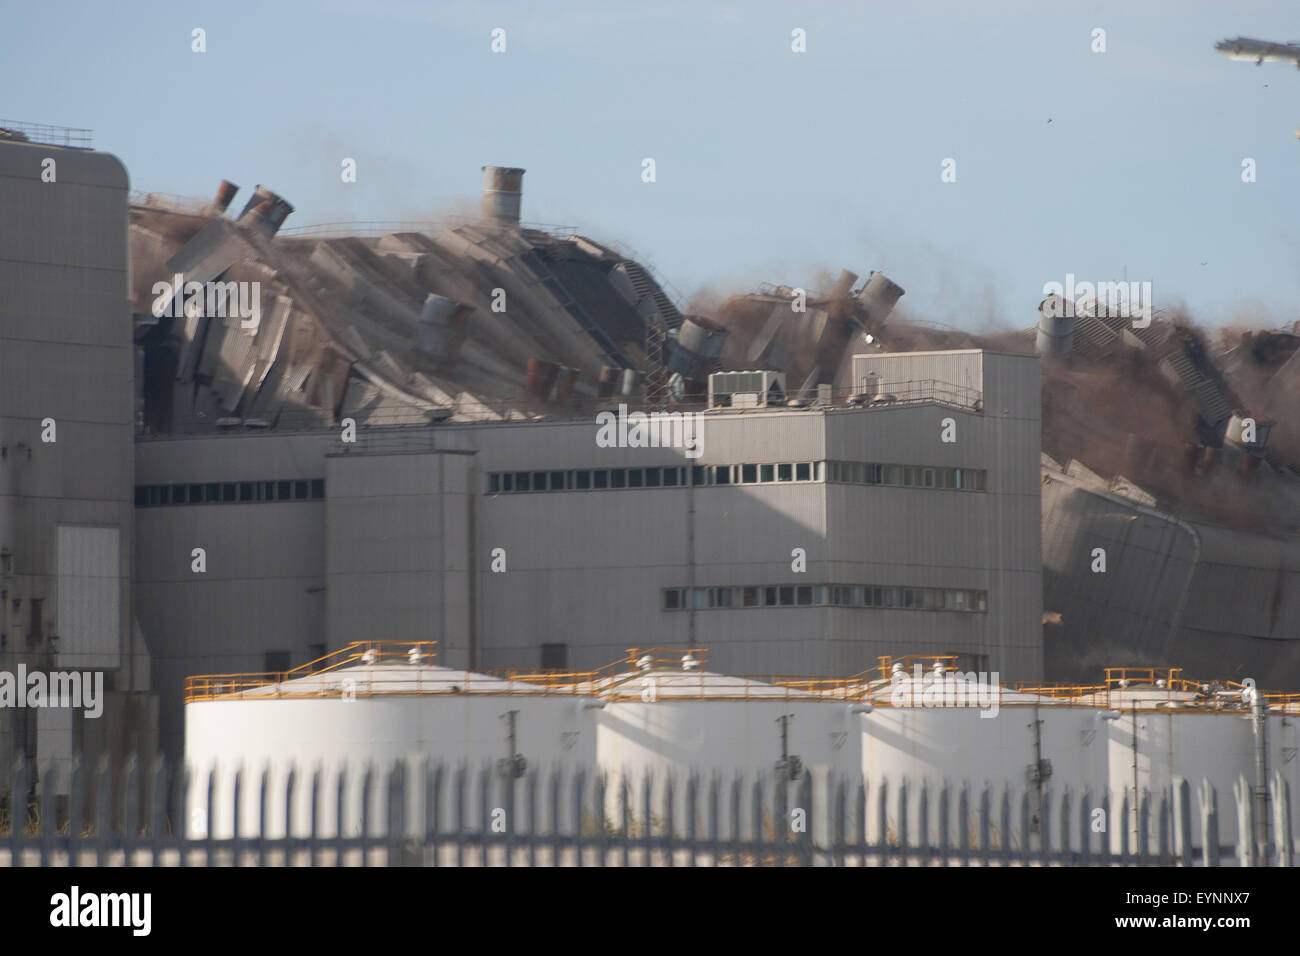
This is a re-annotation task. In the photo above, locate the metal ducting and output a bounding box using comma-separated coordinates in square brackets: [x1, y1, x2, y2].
[525, 358, 561, 401]
[213, 180, 239, 214]
[418, 294, 470, 362]
[857, 271, 905, 324]
[237, 185, 294, 237]
[1036, 294, 1075, 357]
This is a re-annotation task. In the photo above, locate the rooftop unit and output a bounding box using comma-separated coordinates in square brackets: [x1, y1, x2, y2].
[707, 369, 786, 408]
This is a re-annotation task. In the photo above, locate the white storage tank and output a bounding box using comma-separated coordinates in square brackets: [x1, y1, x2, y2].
[184, 642, 600, 839]
[857, 658, 1110, 851]
[588, 649, 862, 844]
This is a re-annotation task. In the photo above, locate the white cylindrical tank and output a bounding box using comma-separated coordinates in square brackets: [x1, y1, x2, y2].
[859, 664, 1110, 851]
[185, 649, 599, 839]
[593, 662, 861, 844]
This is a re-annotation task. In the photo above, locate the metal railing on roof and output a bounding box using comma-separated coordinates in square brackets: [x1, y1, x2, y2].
[135, 378, 989, 442]
[184, 640, 611, 702]
[0, 119, 93, 149]
[277, 217, 580, 239]
[128, 190, 210, 213]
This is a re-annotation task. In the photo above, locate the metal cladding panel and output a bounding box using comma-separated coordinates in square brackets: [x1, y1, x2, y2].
[477, 487, 692, 667]
[852, 350, 984, 395]
[1040, 480, 1196, 680]
[0, 143, 128, 270]
[325, 453, 472, 658]
[134, 500, 326, 760]
[56, 524, 121, 669]
[691, 410, 825, 463]
[981, 352, 1041, 423]
[135, 433, 335, 482]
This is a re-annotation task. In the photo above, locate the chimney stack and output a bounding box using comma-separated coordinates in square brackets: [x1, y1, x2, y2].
[213, 180, 239, 214]
[481, 166, 525, 225]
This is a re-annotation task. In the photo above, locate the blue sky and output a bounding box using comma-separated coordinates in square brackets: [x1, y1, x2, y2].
[4, 0, 1298, 329]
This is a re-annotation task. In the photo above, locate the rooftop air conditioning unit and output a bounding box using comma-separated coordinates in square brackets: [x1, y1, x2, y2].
[707, 370, 787, 409]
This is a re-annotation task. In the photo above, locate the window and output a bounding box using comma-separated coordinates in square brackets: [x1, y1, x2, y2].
[741, 464, 758, 484]
[663, 468, 679, 487]
[761, 464, 775, 483]
[610, 469, 627, 489]
[222, 483, 237, 503]
[813, 462, 823, 481]
[796, 463, 810, 481]
[134, 486, 149, 507]
[575, 470, 591, 490]
[239, 482, 255, 502]
[796, 586, 812, 606]
[664, 589, 682, 610]
[488, 474, 500, 493]
[172, 484, 188, 504]
[645, 468, 661, 487]
[501, 473, 514, 492]
[764, 587, 778, 607]
[533, 472, 547, 490]
[923, 468, 936, 488]
[311, 479, 325, 499]
[276, 481, 290, 500]
[593, 470, 608, 489]
[514, 472, 530, 492]
[885, 465, 903, 485]
[714, 466, 731, 485]
[691, 588, 709, 610]
[191, 484, 205, 503]
[628, 469, 644, 488]
[294, 480, 309, 500]
[813, 585, 825, 605]
[778, 586, 794, 607]
[777, 464, 792, 482]
[540, 643, 567, 670]
[742, 587, 760, 607]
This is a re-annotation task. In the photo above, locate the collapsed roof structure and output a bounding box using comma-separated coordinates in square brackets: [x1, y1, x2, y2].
[130, 167, 718, 435]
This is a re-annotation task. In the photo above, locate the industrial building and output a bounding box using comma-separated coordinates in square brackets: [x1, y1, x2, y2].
[7, 119, 1300, 806]
[0, 127, 158, 803]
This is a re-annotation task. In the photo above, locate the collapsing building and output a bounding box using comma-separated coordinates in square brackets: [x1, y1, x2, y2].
[122, 165, 1041, 762]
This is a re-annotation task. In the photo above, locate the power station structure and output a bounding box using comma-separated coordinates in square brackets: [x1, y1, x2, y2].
[5, 119, 1300, 821]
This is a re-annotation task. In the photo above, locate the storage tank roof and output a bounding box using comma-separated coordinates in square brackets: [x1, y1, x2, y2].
[185, 642, 595, 702]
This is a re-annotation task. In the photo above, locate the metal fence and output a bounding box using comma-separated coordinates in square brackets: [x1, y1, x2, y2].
[1, 757, 1294, 866]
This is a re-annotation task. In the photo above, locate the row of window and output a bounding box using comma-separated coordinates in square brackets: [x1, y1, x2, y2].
[663, 585, 988, 613]
[135, 480, 325, 507]
[488, 460, 983, 494]
[826, 461, 985, 491]
[489, 467, 690, 494]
